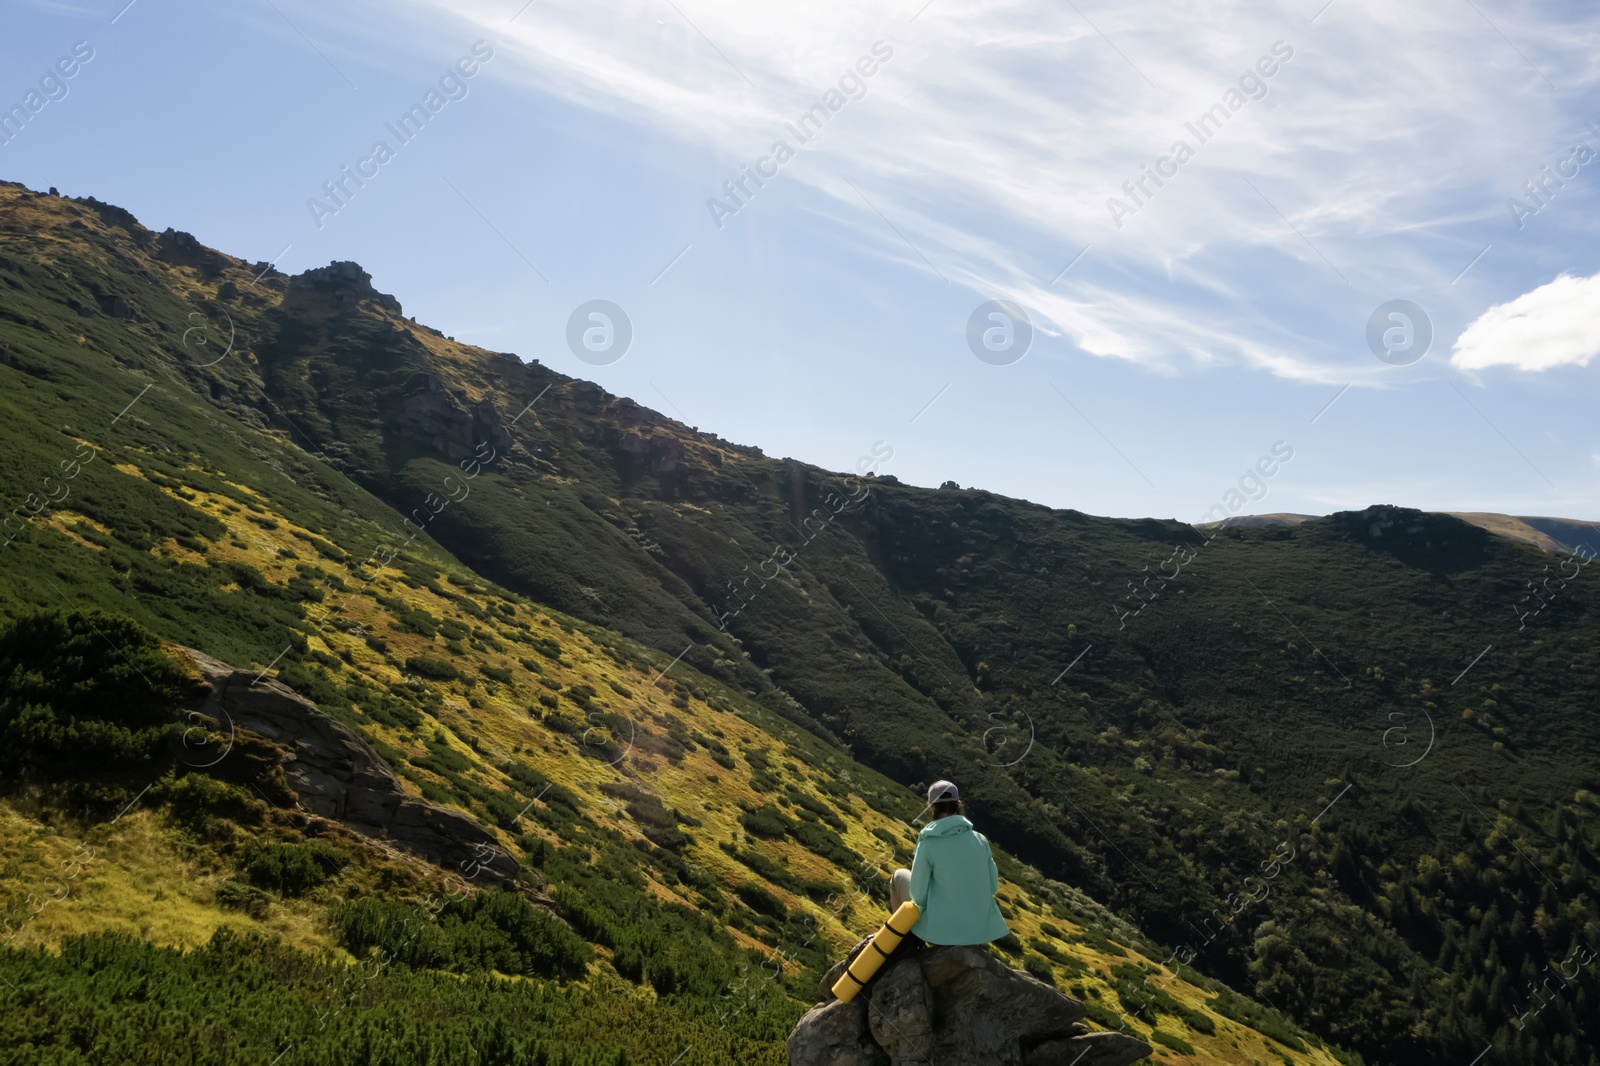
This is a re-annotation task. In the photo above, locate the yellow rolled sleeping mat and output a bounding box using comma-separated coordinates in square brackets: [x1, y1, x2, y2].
[831, 901, 921, 1004]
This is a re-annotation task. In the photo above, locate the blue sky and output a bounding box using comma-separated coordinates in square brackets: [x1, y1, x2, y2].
[3, 0, 1598, 522]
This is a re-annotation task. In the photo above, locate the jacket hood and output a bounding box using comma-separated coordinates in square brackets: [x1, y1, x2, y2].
[919, 814, 974, 839]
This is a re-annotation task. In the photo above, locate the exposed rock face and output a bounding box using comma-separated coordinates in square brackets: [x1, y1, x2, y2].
[76, 195, 143, 233]
[288, 260, 404, 315]
[154, 227, 230, 277]
[787, 999, 887, 1066]
[791, 945, 1150, 1066]
[182, 647, 517, 884]
[616, 429, 686, 474]
[389, 372, 514, 464]
[94, 292, 136, 319]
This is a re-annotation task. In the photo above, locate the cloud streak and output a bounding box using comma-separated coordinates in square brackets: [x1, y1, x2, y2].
[373, 0, 1599, 382]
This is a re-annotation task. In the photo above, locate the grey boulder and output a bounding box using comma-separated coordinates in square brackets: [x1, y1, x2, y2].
[790, 944, 1151, 1066]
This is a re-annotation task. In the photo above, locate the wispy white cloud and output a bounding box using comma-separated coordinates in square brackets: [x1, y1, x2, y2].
[13, 0, 100, 15]
[360, 0, 1598, 380]
[1451, 271, 1600, 371]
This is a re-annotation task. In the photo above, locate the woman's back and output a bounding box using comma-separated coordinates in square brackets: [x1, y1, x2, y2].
[908, 813, 1010, 946]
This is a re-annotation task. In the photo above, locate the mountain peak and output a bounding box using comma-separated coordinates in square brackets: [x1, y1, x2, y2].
[288, 259, 402, 315]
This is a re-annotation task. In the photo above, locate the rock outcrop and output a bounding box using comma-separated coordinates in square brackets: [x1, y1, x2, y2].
[791, 944, 1151, 1066]
[153, 227, 231, 278]
[388, 371, 514, 464]
[182, 647, 517, 884]
[287, 260, 403, 315]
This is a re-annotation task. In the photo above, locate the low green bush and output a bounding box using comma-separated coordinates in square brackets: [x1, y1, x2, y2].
[332, 890, 590, 980]
[404, 655, 458, 680]
[242, 840, 347, 896]
[1151, 1030, 1195, 1055]
[1210, 988, 1306, 1050]
[215, 881, 270, 918]
[1023, 953, 1055, 984]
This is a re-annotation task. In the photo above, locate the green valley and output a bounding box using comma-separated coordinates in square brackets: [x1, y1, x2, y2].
[1, 181, 1595, 1065]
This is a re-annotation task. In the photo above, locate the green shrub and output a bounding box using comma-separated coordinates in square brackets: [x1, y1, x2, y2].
[789, 818, 854, 865]
[1151, 1030, 1195, 1055]
[739, 807, 790, 840]
[405, 655, 458, 680]
[359, 692, 423, 730]
[1210, 989, 1306, 1050]
[307, 535, 346, 562]
[1023, 953, 1056, 984]
[615, 789, 692, 851]
[718, 842, 833, 899]
[1177, 1002, 1215, 1035]
[332, 891, 589, 979]
[411, 740, 472, 775]
[544, 712, 583, 735]
[394, 608, 439, 637]
[735, 883, 787, 919]
[0, 610, 201, 786]
[242, 840, 347, 895]
[156, 774, 263, 831]
[215, 880, 270, 918]
[1080, 1001, 1126, 1030]
[1077, 929, 1127, 957]
[785, 789, 846, 830]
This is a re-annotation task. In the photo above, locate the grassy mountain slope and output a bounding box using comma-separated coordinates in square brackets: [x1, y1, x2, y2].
[213, 220, 1598, 1058]
[0, 181, 1351, 1065]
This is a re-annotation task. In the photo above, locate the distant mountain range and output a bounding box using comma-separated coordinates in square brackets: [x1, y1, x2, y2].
[1209, 511, 1600, 559]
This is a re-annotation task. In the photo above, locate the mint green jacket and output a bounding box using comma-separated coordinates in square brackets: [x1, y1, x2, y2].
[908, 815, 1010, 946]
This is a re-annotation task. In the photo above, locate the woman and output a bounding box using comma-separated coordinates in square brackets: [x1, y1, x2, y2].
[890, 780, 1010, 946]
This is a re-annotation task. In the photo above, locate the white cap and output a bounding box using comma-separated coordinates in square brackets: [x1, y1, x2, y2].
[927, 780, 960, 803]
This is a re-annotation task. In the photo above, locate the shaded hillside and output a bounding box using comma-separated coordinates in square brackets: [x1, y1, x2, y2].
[1499, 514, 1600, 559]
[3, 180, 1597, 1064]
